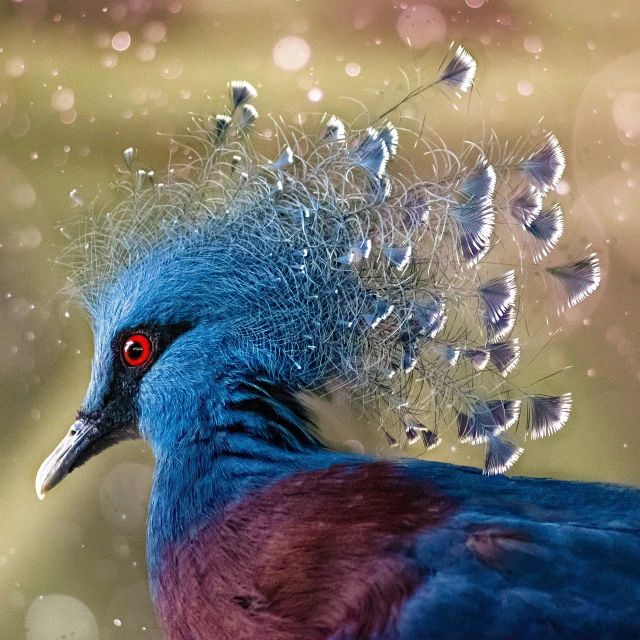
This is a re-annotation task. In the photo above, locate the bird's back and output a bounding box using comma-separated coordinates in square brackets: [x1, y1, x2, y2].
[153, 457, 640, 640]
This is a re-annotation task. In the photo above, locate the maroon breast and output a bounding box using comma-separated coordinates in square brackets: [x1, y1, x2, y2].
[155, 461, 457, 640]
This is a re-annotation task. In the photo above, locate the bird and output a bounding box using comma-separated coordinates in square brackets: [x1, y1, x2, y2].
[35, 48, 640, 639]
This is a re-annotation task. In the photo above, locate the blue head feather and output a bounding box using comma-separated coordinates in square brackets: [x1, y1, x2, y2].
[60, 47, 600, 486]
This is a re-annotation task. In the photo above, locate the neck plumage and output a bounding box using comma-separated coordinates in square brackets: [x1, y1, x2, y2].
[145, 377, 352, 584]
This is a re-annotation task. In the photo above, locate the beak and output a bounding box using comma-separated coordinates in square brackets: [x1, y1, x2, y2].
[36, 414, 139, 499]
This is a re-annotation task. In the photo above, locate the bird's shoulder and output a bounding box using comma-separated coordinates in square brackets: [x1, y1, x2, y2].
[154, 460, 456, 640]
[154, 459, 640, 640]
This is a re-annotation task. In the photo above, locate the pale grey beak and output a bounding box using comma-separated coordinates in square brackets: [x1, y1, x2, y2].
[36, 414, 140, 499]
[36, 420, 91, 499]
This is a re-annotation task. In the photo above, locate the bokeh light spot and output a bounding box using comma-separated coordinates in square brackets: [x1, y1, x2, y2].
[51, 87, 74, 112]
[5, 57, 25, 77]
[517, 80, 534, 96]
[273, 36, 311, 71]
[111, 31, 131, 52]
[25, 595, 99, 640]
[307, 86, 323, 102]
[524, 36, 543, 54]
[396, 5, 446, 50]
[346, 62, 361, 77]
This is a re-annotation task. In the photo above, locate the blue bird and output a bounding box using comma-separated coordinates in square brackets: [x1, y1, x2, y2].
[36, 52, 640, 639]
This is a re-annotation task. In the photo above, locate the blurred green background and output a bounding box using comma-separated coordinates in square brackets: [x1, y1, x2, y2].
[0, 0, 639, 637]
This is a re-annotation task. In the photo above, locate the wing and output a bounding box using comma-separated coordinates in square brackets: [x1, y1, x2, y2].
[396, 461, 640, 640]
[155, 459, 640, 640]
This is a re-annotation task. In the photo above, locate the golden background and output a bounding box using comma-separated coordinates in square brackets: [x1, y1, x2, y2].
[0, 0, 638, 637]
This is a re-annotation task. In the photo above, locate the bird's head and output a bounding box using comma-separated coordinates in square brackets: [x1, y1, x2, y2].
[36, 214, 331, 498]
[36, 69, 601, 498]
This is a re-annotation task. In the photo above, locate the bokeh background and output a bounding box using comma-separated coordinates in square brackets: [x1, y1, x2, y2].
[0, 0, 639, 637]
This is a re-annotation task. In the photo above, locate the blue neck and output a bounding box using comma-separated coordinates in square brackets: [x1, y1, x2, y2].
[146, 412, 358, 585]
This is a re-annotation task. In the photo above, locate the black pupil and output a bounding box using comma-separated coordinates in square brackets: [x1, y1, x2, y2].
[128, 341, 144, 360]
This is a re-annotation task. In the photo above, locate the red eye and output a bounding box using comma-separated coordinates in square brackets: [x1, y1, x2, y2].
[123, 333, 153, 367]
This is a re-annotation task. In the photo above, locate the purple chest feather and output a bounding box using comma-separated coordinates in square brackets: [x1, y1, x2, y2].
[155, 462, 457, 640]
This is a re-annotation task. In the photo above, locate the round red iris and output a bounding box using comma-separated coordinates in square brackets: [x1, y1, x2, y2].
[123, 333, 153, 367]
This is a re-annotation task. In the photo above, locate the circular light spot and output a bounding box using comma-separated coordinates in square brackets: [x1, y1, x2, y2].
[112, 31, 131, 51]
[95, 32, 111, 48]
[160, 59, 183, 80]
[524, 36, 543, 54]
[5, 57, 25, 77]
[60, 108, 77, 124]
[143, 21, 167, 43]
[101, 53, 118, 69]
[396, 5, 446, 50]
[9, 111, 30, 137]
[517, 80, 534, 96]
[9, 183, 36, 209]
[465, 0, 484, 7]
[137, 44, 156, 62]
[343, 439, 365, 454]
[8, 225, 41, 250]
[346, 62, 361, 77]
[272, 36, 311, 71]
[612, 92, 640, 140]
[25, 595, 99, 640]
[51, 87, 74, 112]
[307, 86, 323, 102]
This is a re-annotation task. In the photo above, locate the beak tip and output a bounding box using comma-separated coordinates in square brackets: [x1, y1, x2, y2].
[35, 466, 48, 500]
